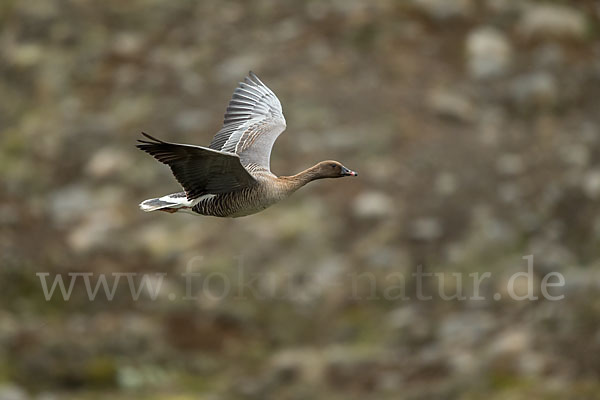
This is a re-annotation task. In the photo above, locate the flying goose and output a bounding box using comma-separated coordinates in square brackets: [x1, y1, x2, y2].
[137, 72, 357, 218]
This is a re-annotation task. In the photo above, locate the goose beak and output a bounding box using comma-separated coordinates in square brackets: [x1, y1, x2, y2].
[341, 166, 358, 177]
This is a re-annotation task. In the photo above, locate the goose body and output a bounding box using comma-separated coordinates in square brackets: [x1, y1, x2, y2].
[137, 72, 357, 218]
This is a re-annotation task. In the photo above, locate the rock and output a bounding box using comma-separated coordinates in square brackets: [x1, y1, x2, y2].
[428, 88, 475, 122]
[85, 147, 131, 179]
[269, 348, 324, 385]
[116, 365, 169, 390]
[116, 366, 144, 389]
[485, 0, 525, 14]
[410, 0, 474, 20]
[0, 384, 28, 400]
[112, 32, 143, 57]
[528, 241, 575, 273]
[495, 153, 525, 176]
[488, 329, 531, 356]
[434, 172, 458, 195]
[487, 330, 547, 377]
[466, 27, 512, 79]
[387, 306, 417, 330]
[387, 306, 432, 343]
[509, 72, 558, 109]
[410, 217, 443, 240]
[274, 18, 302, 43]
[10, 44, 43, 68]
[49, 185, 93, 226]
[533, 43, 565, 69]
[498, 183, 520, 203]
[174, 109, 210, 132]
[439, 312, 496, 348]
[439, 312, 496, 374]
[217, 54, 262, 83]
[478, 106, 506, 146]
[34, 393, 58, 400]
[67, 209, 124, 253]
[518, 4, 588, 40]
[352, 192, 394, 219]
[582, 169, 600, 199]
[517, 351, 546, 376]
[560, 143, 589, 167]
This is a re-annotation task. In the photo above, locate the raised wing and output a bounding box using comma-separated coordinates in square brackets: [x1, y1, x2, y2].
[137, 132, 257, 200]
[209, 71, 286, 171]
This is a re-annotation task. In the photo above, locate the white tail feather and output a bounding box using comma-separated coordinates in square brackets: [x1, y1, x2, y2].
[139, 193, 215, 212]
[139, 198, 175, 212]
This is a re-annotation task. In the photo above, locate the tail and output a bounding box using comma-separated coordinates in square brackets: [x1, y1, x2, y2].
[139, 192, 192, 213]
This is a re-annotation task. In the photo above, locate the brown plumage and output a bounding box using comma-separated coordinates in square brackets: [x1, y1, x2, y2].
[137, 72, 357, 218]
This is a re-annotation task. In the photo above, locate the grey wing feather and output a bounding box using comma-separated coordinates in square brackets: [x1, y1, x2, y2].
[137, 132, 257, 200]
[209, 71, 286, 171]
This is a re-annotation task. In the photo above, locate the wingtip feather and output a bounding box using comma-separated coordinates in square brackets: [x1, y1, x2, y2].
[141, 132, 164, 143]
[248, 71, 264, 86]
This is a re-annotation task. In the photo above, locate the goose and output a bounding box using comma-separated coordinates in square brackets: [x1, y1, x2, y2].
[136, 72, 357, 218]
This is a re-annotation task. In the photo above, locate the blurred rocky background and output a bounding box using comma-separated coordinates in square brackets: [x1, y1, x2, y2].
[2, 0, 600, 398]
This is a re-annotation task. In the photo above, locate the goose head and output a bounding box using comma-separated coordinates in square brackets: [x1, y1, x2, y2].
[315, 160, 358, 179]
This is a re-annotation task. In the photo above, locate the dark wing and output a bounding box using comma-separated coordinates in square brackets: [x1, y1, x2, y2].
[209, 71, 286, 171]
[137, 132, 257, 200]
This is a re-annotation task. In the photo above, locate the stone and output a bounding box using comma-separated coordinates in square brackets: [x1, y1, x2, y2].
[112, 32, 143, 57]
[428, 88, 475, 122]
[440, 312, 496, 344]
[582, 169, 600, 199]
[10, 44, 43, 68]
[533, 43, 565, 69]
[498, 183, 520, 203]
[487, 328, 531, 357]
[410, 217, 443, 240]
[86, 147, 131, 179]
[217, 54, 262, 83]
[67, 208, 124, 253]
[434, 172, 458, 195]
[410, 0, 474, 20]
[49, 185, 92, 225]
[0, 384, 28, 400]
[496, 153, 525, 176]
[466, 27, 512, 79]
[560, 143, 589, 167]
[270, 348, 324, 385]
[509, 72, 558, 109]
[352, 192, 394, 219]
[174, 109, 210, 132]
[485, 0, 524, 14]
[518, 4, 588, 40]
